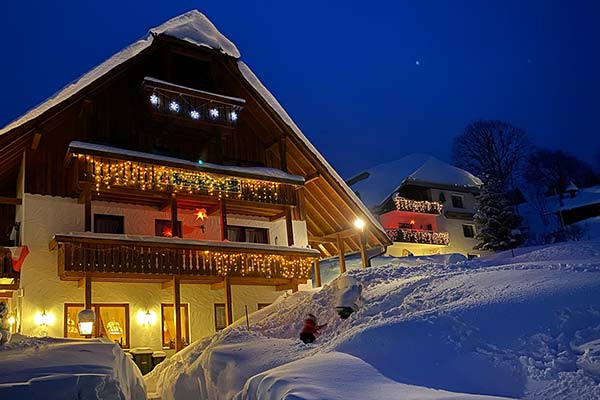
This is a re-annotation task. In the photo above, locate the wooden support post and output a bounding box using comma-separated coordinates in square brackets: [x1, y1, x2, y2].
[171, 193, 180, 238]
[220, 199, 228, 241]
[359, 230, 370, 269]
[285, 207, 294, 246]
[84, 272, 92, 338]
[223, 276, 233, 326]
[337, 234, 346, 274]
[297, 188, 307, 221]
[173, 275, 183, 352]
[314, 258, 321, 287]
[84, 183, 92, 232]
[279, 136, 287, 173]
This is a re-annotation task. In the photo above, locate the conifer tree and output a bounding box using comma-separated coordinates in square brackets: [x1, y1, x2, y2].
[474, 177, 524, 251]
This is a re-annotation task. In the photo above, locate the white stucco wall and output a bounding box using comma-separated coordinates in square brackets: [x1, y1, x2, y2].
[18, 193, 303, 349]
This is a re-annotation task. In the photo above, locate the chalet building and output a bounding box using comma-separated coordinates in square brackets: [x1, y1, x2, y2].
[348, 154, 483, 258]
[0, 11, 390, 353]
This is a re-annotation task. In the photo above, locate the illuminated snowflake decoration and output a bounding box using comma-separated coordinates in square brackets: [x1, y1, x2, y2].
[169, 101, 180, 112]
[230, 111, 238, 122]
[149, 93, 160, 106]
[190, 110, 200, 120]
[209, 108, 220, 119]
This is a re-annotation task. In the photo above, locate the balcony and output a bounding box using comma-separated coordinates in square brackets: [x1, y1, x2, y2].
[67, 141, 302, 208]
[393, 196, 442, 214]
[385, 228, 449, 246]
[50, 232, 319, 283]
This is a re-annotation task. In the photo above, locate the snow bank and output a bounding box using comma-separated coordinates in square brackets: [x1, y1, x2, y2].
[147, 239, 600, 399]
[0, 335, 145, 399]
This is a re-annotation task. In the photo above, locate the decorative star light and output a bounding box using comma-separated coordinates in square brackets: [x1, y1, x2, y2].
[190, 110, 200, 120]
[149, 93, 160, 106]
[209, 108, 219, 119]
[230, 111, 238, 122]
[169, 101, 180, 112]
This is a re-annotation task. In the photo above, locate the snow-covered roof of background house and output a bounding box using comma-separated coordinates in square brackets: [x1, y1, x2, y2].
[348, 154, 483, 209]
[544, 185, 600, 214]
[0, 10, 385, 235]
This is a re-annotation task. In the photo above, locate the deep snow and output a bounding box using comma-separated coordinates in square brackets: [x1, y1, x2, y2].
[146, 239, 600, 399]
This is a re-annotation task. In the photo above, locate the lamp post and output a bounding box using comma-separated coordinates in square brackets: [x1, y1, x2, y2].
[354, 218, 370, 269]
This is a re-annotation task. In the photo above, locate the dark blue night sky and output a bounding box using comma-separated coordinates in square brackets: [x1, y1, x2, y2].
[3, 1, 599, 178]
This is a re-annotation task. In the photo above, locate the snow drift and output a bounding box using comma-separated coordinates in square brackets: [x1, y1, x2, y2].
[146, 239, 600, 400]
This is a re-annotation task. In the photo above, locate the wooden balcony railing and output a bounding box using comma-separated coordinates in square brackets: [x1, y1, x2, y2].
[393, 196, 442, 214]
[0, 247, 19, 280]
[51, 233, 318, 280]
[385, 228, 449, 246]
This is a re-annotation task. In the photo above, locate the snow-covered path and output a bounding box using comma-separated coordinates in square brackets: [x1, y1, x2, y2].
[146, 239, 600, 400]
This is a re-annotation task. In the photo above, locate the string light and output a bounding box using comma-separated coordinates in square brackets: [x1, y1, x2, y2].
[190, 110, 200, 120]
[385, 228, 449, 245]
[61, 241, 316, 279]
[209, 108, 219, 119]
[393, 195, 443, 214]
[149, 93, 160, 106]
[230, 111, 238, 121]
[76, 154, 290, 204]
[169, 101, 180, 112]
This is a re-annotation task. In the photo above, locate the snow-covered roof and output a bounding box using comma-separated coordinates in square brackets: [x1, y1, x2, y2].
[544, 185, 600, 214]
[0, 9, 386, 238]
[348, 154, 483, 209]
[69, 141, 305, 185]
[0, 10, 239, 136]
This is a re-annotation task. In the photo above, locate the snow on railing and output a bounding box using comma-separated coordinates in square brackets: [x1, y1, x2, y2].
[393, 195, 442, 214]
[385, 228, 449, 245]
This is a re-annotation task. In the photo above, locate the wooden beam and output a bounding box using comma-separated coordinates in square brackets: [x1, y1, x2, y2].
[313, 258, 321, 287]
[279, 136, 287, 173]
[304, 172, 320, 185]
[0, 282, 19, 291]
[297, 188, 307, 221]
[220, 199, 228, 241]
[31, 131, 42, 150]
[269, 211, 286, 221]
[337, 234, 346, 274]
[173, 275, 183, 352]
[223, 276, 233, 326]
[0, 197, 22, 205]
[285, 207, 294, 246]
[171, 193, 180, 238]
[276, 279, 299, 292]
[161, 280, 174, 289]
[359, 230, 370, 269]
[84, 183, 92, 232]
[210, 280, 225, 290]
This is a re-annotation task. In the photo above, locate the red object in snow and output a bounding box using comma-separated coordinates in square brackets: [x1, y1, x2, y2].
[300, 316, 326, 336]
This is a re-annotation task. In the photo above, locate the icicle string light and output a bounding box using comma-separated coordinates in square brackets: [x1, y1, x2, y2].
[77, 154, 292, 204]
[385, 228, 449, 245]
[393, 195, 443, 214]
[60, 241, 315, 279]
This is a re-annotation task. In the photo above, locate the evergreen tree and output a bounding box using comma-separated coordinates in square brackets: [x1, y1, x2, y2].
[474, 177, 524, 251]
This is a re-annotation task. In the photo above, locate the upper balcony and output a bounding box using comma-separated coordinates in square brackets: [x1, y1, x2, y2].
[0, 247, 19, 287]
[66, 141, 303, 211]
[50, 232, 318, 284]
[393, 195, 442, 215]
[385, 228, 449, 246]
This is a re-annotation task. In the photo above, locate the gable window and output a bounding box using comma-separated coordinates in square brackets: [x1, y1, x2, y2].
[94, 214, 124, 234]
[451, 195, 465, 209]
[227, 226, 269, 244]
[463, 224, 476, 238]
[64, 303, 129, 348]
[155, 219, 182, 237]
[161, 304, 190, 349]
[214, 303, 227, 331]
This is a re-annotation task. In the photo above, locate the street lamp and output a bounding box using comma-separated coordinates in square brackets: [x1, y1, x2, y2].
[77, 309, 96, 337]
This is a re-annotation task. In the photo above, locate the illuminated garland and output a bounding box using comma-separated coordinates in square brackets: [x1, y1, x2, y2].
[76, 154, 287, 204]
[62, 242, 314, 279]
[393, 195, 442, 214]
[385, 228, 449, 245]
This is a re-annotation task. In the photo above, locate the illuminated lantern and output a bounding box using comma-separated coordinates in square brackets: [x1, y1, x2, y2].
[163, 227, 173, 237]
[209, 108, 219, 119]
[77, 309, 96, 336]
[353, 218, 365, 231]
[190, 110, 200, 120]
[410, 219, 416, 225]
[169, 101, 180, 112]
[195, 208, 208, 233]
[149, 93, 160, 106]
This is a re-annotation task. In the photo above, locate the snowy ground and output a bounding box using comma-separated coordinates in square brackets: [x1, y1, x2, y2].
[146, 239, 600, 400]
[0, 335, 145, 399]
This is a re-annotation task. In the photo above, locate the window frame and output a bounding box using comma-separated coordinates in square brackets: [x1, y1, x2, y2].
[462, 224, 476, 238]
[160, 303, 191, 350]
[63, 303, 130, 348]
[226, 225, 269, 244]
[214, 303, 227, 331]
[451, 194, 465, 209]
[93, 214, 124, 234]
